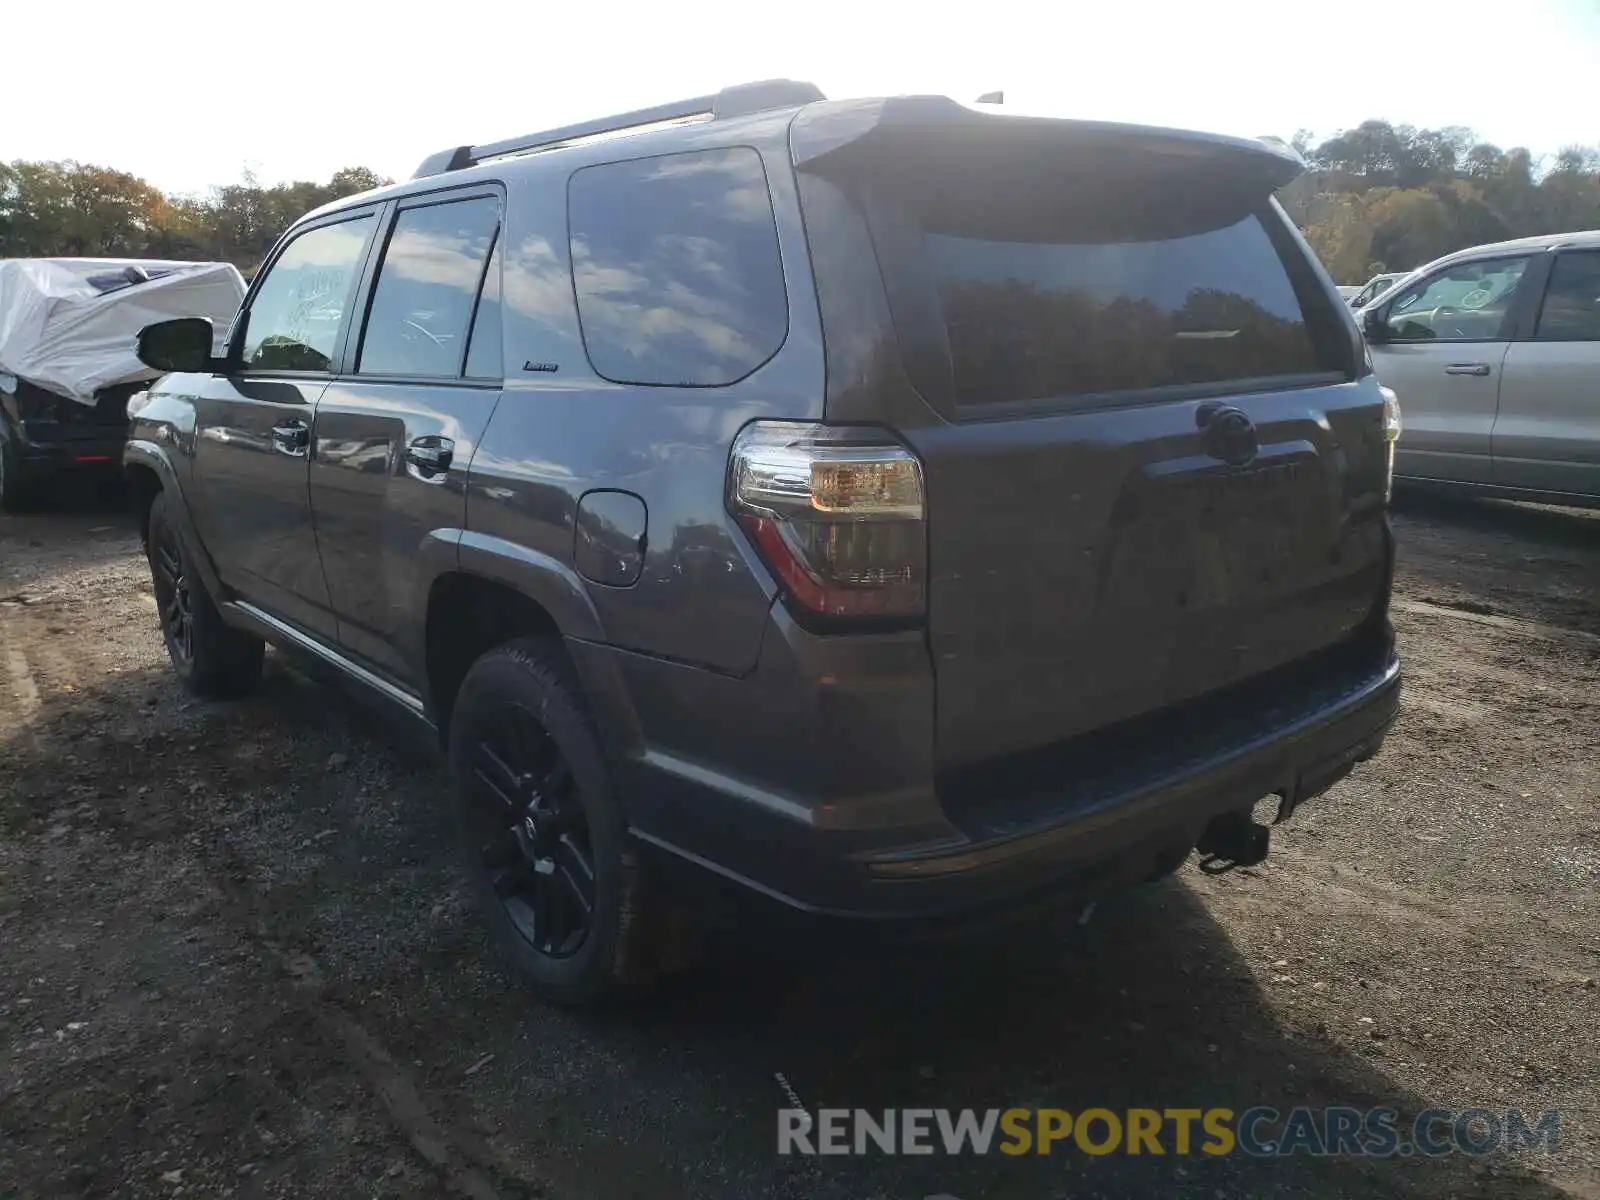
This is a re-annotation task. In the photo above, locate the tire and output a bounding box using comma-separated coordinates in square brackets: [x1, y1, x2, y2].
[448, 639, 660, 1006]
[0, 429, 32, 513]
[146, 490, 264, 697]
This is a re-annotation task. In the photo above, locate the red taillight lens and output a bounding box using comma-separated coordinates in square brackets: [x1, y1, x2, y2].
[728, 422, 926, 619]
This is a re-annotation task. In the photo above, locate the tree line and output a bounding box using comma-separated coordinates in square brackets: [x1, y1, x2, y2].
[3, 118, 1598, 284]
[0, 162, 391, 271]
[1281, 121, 1600, 283]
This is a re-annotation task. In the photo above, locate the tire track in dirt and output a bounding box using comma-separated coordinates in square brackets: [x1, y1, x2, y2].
[204, 841, 543, 1200]
[5, 645, 41, 716]
[3, 610, 44, 766]
[2, 513, 548, 1198]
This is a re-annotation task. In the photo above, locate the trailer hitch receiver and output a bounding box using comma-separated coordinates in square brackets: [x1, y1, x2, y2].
[1196, 807, 1271, 875]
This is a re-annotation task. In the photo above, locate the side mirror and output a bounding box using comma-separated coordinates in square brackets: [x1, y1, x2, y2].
[1361, 307, 1390, 343]
[136, 317, 218, 373]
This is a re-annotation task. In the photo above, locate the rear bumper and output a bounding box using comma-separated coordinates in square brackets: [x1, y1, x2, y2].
[15, 431, 127, 479]
[597, 613, 1400, 928]
[847, 655, 1398, 916]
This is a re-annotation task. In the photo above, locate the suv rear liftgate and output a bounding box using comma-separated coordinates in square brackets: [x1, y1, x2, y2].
[792, 98, 1396, 849]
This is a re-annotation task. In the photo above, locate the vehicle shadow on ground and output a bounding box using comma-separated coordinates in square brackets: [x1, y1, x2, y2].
[6, 472, 133, 517]
[1393, 490, 1600, 551]
[1391, 491, 1600, 641]
[576, 893, 1563, 1199]
[1, 657, 1573, 1200]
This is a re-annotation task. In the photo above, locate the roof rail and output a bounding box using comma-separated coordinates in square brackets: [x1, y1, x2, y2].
[411, 79, 825, 180]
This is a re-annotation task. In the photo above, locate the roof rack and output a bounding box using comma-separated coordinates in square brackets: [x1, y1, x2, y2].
[411, 79, 826, 180]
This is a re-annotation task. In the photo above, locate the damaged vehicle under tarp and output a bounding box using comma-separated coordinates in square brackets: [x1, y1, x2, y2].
[0, 258, 245, 508]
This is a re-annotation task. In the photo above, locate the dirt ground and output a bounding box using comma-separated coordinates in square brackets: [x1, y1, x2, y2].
[2, 486, 1597, 1200]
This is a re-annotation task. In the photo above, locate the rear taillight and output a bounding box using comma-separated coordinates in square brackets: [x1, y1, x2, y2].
[728, 421, 926, 620]
[1380, 385, 1402, 501]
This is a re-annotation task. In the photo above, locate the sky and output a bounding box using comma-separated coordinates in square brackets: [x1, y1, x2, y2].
[6, 0, 1599, 196]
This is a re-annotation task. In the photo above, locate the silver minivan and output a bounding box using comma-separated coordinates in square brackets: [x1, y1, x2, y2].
[1362, 230, 1600, 505]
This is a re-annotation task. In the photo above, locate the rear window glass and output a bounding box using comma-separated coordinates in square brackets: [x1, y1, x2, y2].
[926, 213, 1323, 409]
[568, 148, 788, 386]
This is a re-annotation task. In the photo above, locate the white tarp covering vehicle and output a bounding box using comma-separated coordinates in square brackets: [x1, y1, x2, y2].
[0, 259, 245, 508]
[0, 258, 245, 405]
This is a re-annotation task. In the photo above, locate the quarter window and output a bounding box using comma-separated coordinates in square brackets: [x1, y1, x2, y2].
[1534, 251, 1600, 342]
[358, 195, 501, 378]
[242, 215, 375, 372]
[1382, 257, 1530, 343]
[568, 148, 788, 386]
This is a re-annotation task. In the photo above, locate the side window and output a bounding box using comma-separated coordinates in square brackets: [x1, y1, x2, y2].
[243, 215, 375, 372]
[1534, 251, 1600, 342]
[568, 147, 788, 386]
[464, 233, 503, 379]
[358, 195, 501, 378]
[1383, 257, 1530, 343]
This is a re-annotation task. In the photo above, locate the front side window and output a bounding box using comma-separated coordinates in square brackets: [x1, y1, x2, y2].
[243, 216, 375, 372]
[1534, 251, 1600, 342]
[359, 195, 501, 377]
[927, 212, 1323, 408]
[568, 148, 788, 386]
[1383, 257, 1530, 343]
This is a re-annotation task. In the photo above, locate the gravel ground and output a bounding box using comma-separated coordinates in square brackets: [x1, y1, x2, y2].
[1, 485, 1597, 1200]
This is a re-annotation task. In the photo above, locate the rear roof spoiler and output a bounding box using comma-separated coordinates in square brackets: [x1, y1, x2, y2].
[412, 79, 825, 179]
[790, 96, 1305, 190]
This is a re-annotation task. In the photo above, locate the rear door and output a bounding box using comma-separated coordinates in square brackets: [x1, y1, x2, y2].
[1492, 248, 1600, 497]
[796, 106, 1392, 769]
[309, 188, 504, 688]
[1368, 254, 1533, 484]
[190, 210, 379, 639]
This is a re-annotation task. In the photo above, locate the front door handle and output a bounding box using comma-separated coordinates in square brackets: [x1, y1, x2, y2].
[271, 420, 310, 456]
[405, 435, 455, 481]
[1444, 363, 1492, 377]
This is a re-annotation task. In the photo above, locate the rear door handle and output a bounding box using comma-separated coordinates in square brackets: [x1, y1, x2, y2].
[1444, 363, 1491, 377]
[271, 420, 310, 456]
[405, 435, 455, 481]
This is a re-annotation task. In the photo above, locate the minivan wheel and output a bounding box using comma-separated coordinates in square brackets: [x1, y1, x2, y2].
[449, 640, 657, 1006]
[146, 491, 264, 697]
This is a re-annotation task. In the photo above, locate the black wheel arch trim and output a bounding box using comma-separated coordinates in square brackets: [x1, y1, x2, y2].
[452, 531, 608, 643]
[436, 533, 646, 764]
[123, 439, 227, 605]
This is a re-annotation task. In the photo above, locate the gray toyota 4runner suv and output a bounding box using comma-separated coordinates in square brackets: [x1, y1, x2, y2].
[126, 80, 1401, 1005]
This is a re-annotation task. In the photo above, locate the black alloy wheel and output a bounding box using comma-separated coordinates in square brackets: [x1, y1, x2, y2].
[142, 490, 263, 697]
[150, 518, 196, 667]
[466, 702, 597, 959]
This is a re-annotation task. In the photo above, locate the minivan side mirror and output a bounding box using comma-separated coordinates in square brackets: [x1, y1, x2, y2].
[136, 317, 218, 373]
[1361, 307, 1390, 344]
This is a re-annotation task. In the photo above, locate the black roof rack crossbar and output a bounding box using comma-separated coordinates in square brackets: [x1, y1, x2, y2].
[411, 79, 824, 179]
